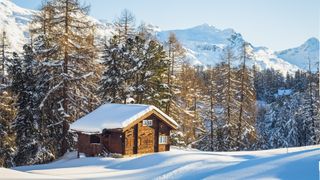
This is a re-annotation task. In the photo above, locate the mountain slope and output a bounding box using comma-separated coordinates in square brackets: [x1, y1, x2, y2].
[276, 37, 319, 71]
[0, 0, 36, 52]
[157, 24, 301, 74]
[0, 0, 113, 53]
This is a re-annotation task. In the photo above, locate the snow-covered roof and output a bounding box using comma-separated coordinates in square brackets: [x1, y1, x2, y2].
[70, 104, 178, 133]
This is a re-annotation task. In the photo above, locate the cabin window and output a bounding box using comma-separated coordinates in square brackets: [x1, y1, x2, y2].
[90, 135, 100, 144]
[142, 119, 153, 126]
[159, 135, 168, 144]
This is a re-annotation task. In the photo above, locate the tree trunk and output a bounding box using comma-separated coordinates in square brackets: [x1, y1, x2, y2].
[61, 0, 70, 155]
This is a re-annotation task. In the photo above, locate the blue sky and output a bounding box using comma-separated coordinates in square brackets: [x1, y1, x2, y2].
[12, 0, 320, 51]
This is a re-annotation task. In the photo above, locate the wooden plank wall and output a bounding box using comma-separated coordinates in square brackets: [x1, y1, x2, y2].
[123, 114, 171, 155]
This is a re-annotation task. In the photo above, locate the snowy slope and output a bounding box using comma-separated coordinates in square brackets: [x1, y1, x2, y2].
[0, 0, 36, 53]
[0, 0, 113, 53]
[0, 167, 65, 179]
[157, 24, 301, 75]
[8, 145, 320, 180]
[276, 37, 320, 71]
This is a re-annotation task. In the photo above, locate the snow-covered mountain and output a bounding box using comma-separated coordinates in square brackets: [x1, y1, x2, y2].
[0, 0, 113, 53]
[157, 24, 305, 74]
[276, 37, 319, 72]
[0, 0, 36, 52]
[0, 0, 317, 74]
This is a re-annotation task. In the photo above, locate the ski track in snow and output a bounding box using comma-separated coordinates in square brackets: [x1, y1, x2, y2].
[1, 145, 318, 180]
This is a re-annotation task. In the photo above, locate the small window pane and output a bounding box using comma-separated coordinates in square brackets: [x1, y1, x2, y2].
[143, 119, 153, 126]
[159, 135, 168, 144]
[90, 135, 100, 143]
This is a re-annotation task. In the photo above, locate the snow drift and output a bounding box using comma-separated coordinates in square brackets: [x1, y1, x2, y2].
[6, 145, 320, 180]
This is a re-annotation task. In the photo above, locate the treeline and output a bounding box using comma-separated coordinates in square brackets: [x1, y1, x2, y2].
[0, 0, 319, 168]
[195, 66, 320, 151]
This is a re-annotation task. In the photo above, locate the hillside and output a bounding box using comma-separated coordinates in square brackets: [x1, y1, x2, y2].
[0, 0, 112, 53]
[157, 24, 317, 74]
[276, 37, 320, 72]
[2, 145, 318, 179]
[0, 0, 36, 52]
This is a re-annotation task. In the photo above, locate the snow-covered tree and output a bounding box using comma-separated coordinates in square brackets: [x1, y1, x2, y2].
[0, 89, 16, 167]
[12, 45, 54, 166]
[0, 30, 10, 84]
[164, 32, 185, 115]
[130, 36, 170, 109]
[29, 0, 99, 156]
[234, 42, 257, 150]
[100, 36, 131, 103]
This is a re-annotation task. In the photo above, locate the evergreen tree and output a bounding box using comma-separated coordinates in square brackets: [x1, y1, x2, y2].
[0, 89, 16, 167]
[130, 36, 170, 109]
[12, 45, 54, 166]
[100, 36, 131, 103]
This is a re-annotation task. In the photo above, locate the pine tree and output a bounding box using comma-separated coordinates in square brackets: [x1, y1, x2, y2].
[12, 45, 54, 166]
[130, 35, 170, 109]
[100, 35, 131, 103]
[0, 89, 16, 167]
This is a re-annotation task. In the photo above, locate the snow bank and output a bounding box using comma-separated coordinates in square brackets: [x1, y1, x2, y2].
[0, 167, 65, 179]
[10, 145, 320, 180]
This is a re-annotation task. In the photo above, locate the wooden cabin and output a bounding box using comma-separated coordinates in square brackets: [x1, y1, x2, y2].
[70, 104, 178, 156]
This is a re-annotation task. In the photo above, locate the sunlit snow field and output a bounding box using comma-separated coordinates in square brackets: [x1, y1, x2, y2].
[0, 145, 318, 180]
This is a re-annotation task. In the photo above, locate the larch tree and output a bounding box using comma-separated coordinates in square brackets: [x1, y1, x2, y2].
[173, 63, 204, 145]
[29, 0, 98, 156]
[235, 42, 257, 150]
[114, 9, 136, 43]
[219, 48, 239, 150]
[165, 32, 185, 116]
[0, 30, 9, 84]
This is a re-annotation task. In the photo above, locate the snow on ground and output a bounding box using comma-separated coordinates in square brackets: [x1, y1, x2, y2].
[0, 167, 65, 179]
[2, 145, 319, 180]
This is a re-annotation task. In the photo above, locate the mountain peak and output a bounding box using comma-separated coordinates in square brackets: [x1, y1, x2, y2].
[197, 23, 214, 28]
[304, 37, 319, 47]
[276, 37, 319, 71]
[192, 23, 218, 31]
